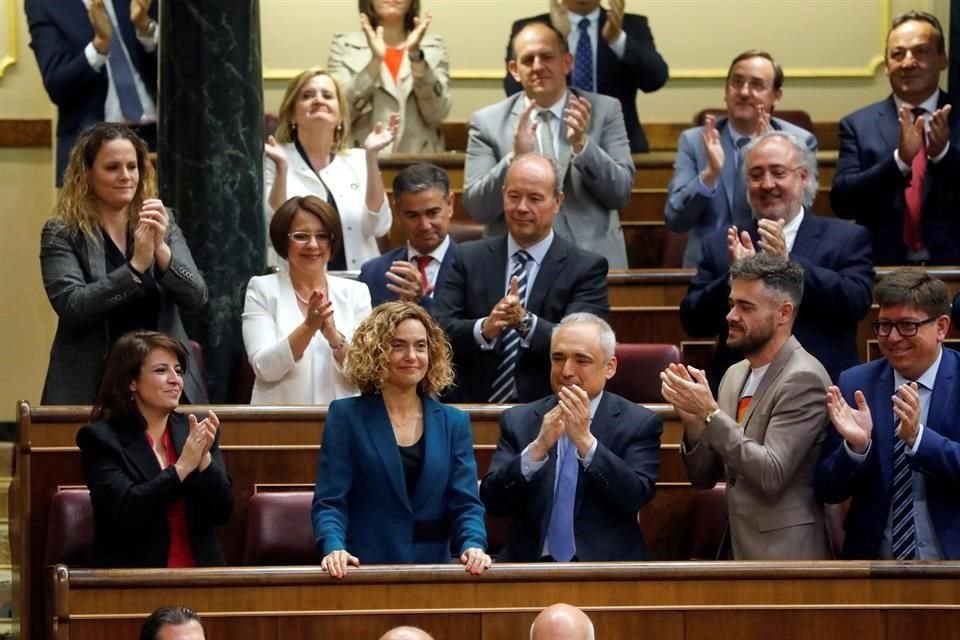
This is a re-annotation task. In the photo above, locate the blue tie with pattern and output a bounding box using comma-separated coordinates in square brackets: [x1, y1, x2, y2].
[488, 250, 531, 403]
[546, 435, 578, 561]
[107, 6, 145, 121]
[573, 18, 594, 92]
[891, 431, 917, 559]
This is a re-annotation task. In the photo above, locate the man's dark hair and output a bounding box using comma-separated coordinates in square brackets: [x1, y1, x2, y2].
[726, 49, 785, 92]
[392, 163, 451, 199]
[729, 253, 805, 309]
[874, 268, 951, 317]
[890, 10, 946, 54]
[140, 606, 204, 640]
[508, 20, 569, 60]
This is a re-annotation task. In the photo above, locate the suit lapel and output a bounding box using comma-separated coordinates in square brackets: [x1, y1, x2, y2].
[871, 363, 897, 491]
[875, 96, 900, 152]
[718, 360, 749, 418]
[433, 240, 457, 294]
[576, 393, 620, 512]
[277, 273, 307, 336]
[360, 396, 412, 511]
[790, 211, 821, 258]
[410, 397, 443, 510]
[742, 337, 799, 437]
[485, 237, 509, 311]
[526, 237, 567, 314]
[927, 349, 957, 443]
[118, 425, 162, 481]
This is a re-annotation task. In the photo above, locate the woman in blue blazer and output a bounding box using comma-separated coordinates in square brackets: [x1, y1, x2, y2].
[312, 301, 490, 577]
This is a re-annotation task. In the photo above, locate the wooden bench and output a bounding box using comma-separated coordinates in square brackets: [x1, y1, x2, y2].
[47, 562, 960, 640]
[14, 402, 690, 640]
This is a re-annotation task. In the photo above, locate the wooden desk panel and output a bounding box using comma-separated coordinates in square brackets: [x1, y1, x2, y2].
[49, 563, 960, 640]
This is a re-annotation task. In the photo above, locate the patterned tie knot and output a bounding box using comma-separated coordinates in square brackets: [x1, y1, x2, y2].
[514, 249, 532, 266]
[414, 255, 432, 270]
[579, 17, 590, 31]
[735, 137, 750, 149]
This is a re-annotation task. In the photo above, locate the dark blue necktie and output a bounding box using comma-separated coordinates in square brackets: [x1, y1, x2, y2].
[546, 435, 578, 561]
[488, 250, 531, 403]
[891, 432, 917, 559]
[572, 18, 594, 92]
[107, 7, 145, 121]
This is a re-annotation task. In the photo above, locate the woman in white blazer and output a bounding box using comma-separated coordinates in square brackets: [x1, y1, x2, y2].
[243, 196, 372, 405]
[264, 68, 396, 270]
[328, 0, 451, 153]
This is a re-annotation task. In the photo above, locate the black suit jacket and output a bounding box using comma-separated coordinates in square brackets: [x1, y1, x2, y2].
[434, 234, 609, 403]
[831, 92, 960, 264]
[76, 413, 232, 568]
[680, 213, 875, 386]
[480, 392, 662, 561]
[503, 9, 668, 152]
[357, 240, 457, 310]
[26, 0, 159, 184]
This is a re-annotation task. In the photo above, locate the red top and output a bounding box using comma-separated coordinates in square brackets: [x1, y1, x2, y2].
[384, 47, 404, 82]
[145, 428, 197, 568]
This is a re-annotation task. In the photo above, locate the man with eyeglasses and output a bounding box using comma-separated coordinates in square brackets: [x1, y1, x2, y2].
[665, 50, 817, 268]
[816, 268, 960, 559]
[832, 11, 960, 265]
[681, 131, 874, 390]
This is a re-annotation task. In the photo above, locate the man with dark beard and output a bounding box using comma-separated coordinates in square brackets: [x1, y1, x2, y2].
[662, 254, 832, 560]
[679, 131, 874, 389]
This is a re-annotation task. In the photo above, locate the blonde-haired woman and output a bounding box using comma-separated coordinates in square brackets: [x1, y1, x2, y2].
[40, 122, 207, 405]
[264, 67, 398, 269]
[312, 301, 490, 578]
[328, 0, 451, 153]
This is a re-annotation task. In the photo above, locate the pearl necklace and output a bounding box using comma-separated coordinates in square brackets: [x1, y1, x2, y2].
[293, 286, 325, 306]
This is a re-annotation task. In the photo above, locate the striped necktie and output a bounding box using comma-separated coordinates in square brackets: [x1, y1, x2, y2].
[488, 250, 531, 403]
[890, 432, 917, 559]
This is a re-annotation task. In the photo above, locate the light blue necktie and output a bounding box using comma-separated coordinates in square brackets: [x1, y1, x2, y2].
[572, 18, 594, 92]
[106, 6, 145, 121]
[546, 435, 578, 561]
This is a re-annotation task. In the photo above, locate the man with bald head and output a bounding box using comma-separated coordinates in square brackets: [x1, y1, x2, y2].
[378, 626, 434, 640]
[530, 603, 595, 640]
[464, 20, 635, 269]
[436, 153, 609, 404]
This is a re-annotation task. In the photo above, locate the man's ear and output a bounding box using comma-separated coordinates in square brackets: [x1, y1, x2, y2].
[508, 60, 521, 82]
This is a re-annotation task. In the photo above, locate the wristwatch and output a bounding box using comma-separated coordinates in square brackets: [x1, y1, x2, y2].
[517, 311, 534, 338]
[408, 48, 425, 63]
[137, 20, 158, 39]
[703, 408, 722, 424]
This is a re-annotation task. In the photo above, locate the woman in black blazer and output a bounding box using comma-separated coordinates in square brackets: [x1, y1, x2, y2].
[76, 331, 232, 568]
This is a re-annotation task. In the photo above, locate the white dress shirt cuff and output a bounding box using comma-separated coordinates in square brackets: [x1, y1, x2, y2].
[930, 143, 950, 164]
[906, 424, 924, 456]
[473, 318, 497, 350]
[894, 149, 912, 175]
[520, 442, 548, 480]
[85, 42, 107, 71]
[844, 439, 871, 463]
[136, 21, 159, 51]
[608, 30, 627, 57]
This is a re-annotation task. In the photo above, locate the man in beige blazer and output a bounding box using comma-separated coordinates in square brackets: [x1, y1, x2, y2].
[661, 253, 832, 560]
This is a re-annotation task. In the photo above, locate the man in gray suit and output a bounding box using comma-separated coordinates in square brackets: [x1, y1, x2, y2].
[662, 254, 832, 560]
[464, 21, 635, 270]
[665, 50, 818, 268]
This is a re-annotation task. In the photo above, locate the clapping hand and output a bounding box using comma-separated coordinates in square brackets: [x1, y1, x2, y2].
[130, 0, 152, 33]
[898, 104, 926, 165]
[893, 382, 921, 448]
[513, 100, 539, 156]
[726, 225, 757, 264]
[927, 105, 952, 159]
[701, 114, 724, 185]
[385, 261, 425, 301]
[826, 386, 873, 454]
[548, 0, 571, 38]
[264, 135, 289, 169]
[405, 12, 432, 55]
[601, 0, 625, 43]
[88, 0, 112, 53]
[359, 12, 387, 60]
[364, 113, 400, 153]
[564, 95, 591, 153]
[756, 218, 788, 257]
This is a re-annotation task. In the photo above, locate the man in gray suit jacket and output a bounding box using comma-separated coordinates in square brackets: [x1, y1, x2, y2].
[665, 50, 817, 268]
[662, 254, 832, 560]
[464, 21, 635, 270]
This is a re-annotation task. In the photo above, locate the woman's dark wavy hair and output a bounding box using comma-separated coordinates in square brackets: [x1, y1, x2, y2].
[91, 331, 188, 430]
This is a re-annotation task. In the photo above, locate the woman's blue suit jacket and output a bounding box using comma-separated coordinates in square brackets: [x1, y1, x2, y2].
[312, 394, 487, 563]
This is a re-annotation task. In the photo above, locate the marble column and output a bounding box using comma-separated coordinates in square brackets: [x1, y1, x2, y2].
[157, 1, 265, 402]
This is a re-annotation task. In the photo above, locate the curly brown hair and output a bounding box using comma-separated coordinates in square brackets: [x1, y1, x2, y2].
[345, 301, 454, 395]
[55, 122, 157, 243]
[274, 68, 351, 154]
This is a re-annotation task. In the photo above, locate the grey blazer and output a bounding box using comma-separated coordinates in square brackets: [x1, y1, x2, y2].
[40, 214, 208, 405]
[463, 90, 635, 269]
[665, 117, 817, 268]
[681, 336, 832, 560]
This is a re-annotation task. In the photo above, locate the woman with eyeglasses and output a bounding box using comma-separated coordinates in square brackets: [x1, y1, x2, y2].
[264, 67, 397, 270]
[242, 196, 372, 404]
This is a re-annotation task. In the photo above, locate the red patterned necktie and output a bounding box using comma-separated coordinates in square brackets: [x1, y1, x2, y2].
[903, 107, 927, 253]
[414, 255, 432, 293]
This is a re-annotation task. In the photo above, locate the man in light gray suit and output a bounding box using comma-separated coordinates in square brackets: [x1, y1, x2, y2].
[665, 50, 817, 268]
[662, 254, 832, 560]
[464, 21, 635, 270]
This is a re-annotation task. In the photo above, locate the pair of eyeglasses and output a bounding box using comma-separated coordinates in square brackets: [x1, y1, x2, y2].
[288, 232, 332, 245]
[727, 77, 771, 93]
[871, 317, 937, 337]
[746, 166, 804, 183]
